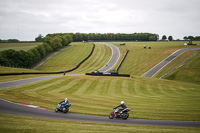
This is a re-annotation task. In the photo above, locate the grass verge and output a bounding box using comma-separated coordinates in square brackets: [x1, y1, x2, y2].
[0, 114, 199, 133]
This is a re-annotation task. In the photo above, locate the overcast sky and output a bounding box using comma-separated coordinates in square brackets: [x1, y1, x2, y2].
[0, 0, 200, 41]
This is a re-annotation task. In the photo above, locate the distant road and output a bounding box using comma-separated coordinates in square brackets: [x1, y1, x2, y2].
[142, 47, 200, 77]
[98, 42, 120, 72]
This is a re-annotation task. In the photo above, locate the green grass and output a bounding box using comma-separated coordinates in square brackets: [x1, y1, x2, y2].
[36, 42, 93, 72]
[1, 114, 199, 133]
[164, 51, 200, 84]
[0, 66, 38, 73]
[110, 41, 200, 76]
[153, 50, 199, 79]
[0, 42, 42, 51]
[0, 42, 111, 82]
[37, 42, 111, 73]
[68, 42, 112, 74]
[0, 66, 58, 83]
[1, 75, 200, 121]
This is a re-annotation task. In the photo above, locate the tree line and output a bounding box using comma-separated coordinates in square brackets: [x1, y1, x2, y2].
[161, 35, 200, 41]
[0, 35, 73, 68]
[183, 36, 200, 41]
[46, 33, 159, 42]
[0, 39, 20, 43]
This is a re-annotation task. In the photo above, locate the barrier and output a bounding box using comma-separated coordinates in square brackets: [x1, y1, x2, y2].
[85, 72, 130, 77]
[116, 50, 129, 73]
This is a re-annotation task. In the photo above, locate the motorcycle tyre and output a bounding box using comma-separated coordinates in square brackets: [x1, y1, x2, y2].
[109, 112, 115, 119]
[63, 108, 69, 113]
[121, 112, 129, 120]
[55, 108, 58, 112]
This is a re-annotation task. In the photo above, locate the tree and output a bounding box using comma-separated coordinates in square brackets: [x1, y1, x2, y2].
[168, 36, 173, 41]
[195, 36, 200, 41]
[8, 39, 20, 43]
[44, 36, 51, 44]
[37, 45, 46, 58]
[187, 36, 195, 41]
[50, 36, 62, 50]
[183, 36, 188, 40]
[35, 34, 44, 42]
[149, 36, 156, 41]
[162, 35, 167, 40]
[43, 42, 53, 53]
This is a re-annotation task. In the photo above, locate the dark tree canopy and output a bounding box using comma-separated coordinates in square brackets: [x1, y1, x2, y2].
[168, 36, 173, 41]
[46, 33, 159, 42]
[162, 35, 167, 40]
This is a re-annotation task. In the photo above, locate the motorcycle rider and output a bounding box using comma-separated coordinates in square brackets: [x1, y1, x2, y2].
[114, 101, 127, 116]
[114, 101, 127, 109]
[59, 98, 69, 105]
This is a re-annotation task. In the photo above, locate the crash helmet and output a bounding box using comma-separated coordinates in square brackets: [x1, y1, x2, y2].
[65, 98, 68, 102]
[121, 101, 124, 104]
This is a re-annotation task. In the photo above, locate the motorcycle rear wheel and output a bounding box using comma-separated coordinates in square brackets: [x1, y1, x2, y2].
[109, 112, 114, 119]
[121, 112, 129, 120]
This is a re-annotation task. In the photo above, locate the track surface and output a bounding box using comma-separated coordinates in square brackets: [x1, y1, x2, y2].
[142, 47, 200, 77]
[0, 44, 200, 127]
[1, 99, 199, 127]
[98, 42, 120, 72]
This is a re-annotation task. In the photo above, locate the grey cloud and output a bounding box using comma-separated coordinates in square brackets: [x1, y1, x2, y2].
[0, 0, 199, 40]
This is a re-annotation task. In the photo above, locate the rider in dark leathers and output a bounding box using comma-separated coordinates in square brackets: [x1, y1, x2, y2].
[59, 98, 69, 105]
[114, 101, 127, 109]
[113, 101, 127, 116]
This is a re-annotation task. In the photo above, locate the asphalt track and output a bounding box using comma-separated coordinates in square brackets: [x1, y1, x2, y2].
[98, 42, 120, 72]
[142, 47, 200, 77]
[0, 44, 200, 127]
[1, 98, 200, 127]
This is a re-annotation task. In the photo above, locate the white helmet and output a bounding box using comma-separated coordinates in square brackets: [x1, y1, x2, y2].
[121, 101, 124, 104]
[65, 98, 68, 102]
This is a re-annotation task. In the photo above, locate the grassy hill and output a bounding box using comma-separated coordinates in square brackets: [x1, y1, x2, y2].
[36, 42, 111, 73]
[0, 42, 42, 51]
[164, 51, 200, 84]
[1, 75, 199, 121]
[0, 41, 200, 124]
[111, 41, 200, 77]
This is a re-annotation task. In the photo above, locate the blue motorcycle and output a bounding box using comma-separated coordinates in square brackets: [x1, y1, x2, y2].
[55, 103, 71, 113]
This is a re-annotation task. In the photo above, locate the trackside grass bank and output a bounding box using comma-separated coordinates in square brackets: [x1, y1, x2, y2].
[0, 114, 199, 133]
[0, 76, 200, 121]
[110, 41, 200, 76]
[36, 42, 93, 72]
[164, 50, 200, 84]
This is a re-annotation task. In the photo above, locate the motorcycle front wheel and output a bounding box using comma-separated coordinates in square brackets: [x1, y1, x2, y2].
[121, 112, 129, 120]
[55, 108, 58, 112]
[109, 112, 114, 119]
[63, 108, 69, 113]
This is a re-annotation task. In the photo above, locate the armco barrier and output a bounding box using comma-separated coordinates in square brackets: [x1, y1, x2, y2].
[0, 43, 95, 76]
[116, 50, 129, 73]
[85, 72, 130, 77]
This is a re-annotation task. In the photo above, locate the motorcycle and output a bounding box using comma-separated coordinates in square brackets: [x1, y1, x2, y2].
[55, 103, 71, 113]
[109, 107, 131, 120]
